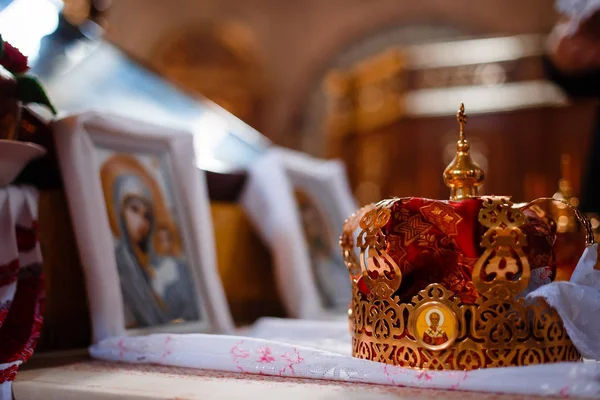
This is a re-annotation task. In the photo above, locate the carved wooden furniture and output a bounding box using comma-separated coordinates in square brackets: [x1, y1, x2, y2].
[323, 35, 598, 206]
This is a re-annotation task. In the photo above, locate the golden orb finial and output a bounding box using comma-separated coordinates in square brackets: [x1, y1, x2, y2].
[443, 103, 484, 201]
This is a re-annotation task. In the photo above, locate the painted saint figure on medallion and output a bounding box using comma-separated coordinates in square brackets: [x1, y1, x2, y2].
[413, 302, 457, 351]
[99, 152, 200, 329]
[422, 310, 448, 346]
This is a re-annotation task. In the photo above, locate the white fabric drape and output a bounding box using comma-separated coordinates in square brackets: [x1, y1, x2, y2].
[90, 244, 600, 398]
[528, 244, 600, 360]
[89, 331, 600, 398]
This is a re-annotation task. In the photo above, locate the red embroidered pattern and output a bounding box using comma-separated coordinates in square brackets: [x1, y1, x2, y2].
[257, 347, 276, 363]
[0, 211, 44, 387]
[0, 259, 19, 287]
[15, 224, 38, 253]
[229, 341, 304, 376]
[393, 209, 432, 245]
[0, 269, 45, 364]
[0, 300, 12, 330]
[0, 364, 18, 384]
[419, 202, 463, 237]
[383, 198, 556, 304]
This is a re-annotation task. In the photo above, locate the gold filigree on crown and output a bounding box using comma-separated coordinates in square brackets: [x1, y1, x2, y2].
[340, 104, 593, 370]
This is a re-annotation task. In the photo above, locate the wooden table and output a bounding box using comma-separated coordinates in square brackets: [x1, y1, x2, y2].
[12, 352, 563, 400]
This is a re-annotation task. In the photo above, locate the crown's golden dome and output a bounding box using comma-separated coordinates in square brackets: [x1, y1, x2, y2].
[443, 103, 484, 201]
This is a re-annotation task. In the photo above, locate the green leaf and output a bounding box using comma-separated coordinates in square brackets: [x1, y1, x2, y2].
[16, 76, 57, 115]
[0, 35, 4, 59]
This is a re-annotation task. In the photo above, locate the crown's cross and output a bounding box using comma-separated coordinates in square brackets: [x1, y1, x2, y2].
[457, 103, 467, 141]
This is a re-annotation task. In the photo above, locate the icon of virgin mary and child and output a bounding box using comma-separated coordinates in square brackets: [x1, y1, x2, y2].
[100, 154, 200, 328]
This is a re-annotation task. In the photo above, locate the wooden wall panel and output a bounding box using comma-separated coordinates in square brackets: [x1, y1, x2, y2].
[334, 103, 598, 206]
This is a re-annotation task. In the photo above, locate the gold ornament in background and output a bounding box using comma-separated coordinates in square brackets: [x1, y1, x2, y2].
[342, 104, 591, 370]
[587, 213, 600, 244]
[443, 104, 484, 201]
[552, 154, 579, 233]
[550, 155, 587, 281]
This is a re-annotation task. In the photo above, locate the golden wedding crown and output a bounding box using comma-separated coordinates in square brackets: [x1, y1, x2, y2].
[340, 104, 594, 370]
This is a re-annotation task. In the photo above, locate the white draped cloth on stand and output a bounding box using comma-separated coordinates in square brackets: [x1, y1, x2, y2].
[239, 151, 322, 320]
[556, 0, 600, 34]
[91, 245, 600, 398]
[557, 0, 600, 18]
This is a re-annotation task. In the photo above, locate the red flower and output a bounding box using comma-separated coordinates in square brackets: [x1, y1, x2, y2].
[0, 42, 29, 74]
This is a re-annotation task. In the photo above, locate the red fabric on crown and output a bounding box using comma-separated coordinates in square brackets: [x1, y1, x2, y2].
[380, 197, 556, 304]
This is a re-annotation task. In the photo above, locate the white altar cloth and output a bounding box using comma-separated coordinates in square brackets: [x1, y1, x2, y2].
[89, 236, 600, 398]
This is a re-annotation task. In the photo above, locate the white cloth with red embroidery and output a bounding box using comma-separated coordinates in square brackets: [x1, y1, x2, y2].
[0, 186, 44, 400]
[90, 245, 600, 398]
